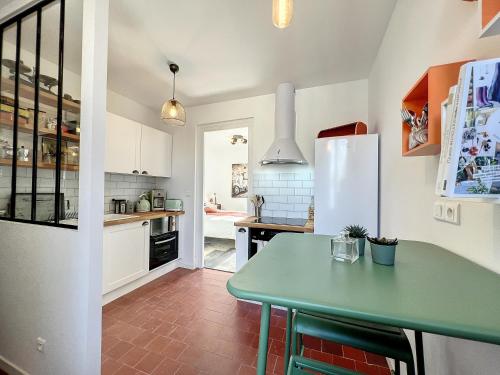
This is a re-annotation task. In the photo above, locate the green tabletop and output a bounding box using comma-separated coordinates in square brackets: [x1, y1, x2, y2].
[227, 233, 500, 345]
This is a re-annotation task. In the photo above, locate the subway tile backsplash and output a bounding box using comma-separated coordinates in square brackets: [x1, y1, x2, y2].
[0, 166, 79, 215]
[253, 171, 314, 219]
[0, 167, 168, 216]
[104, 173, 167, 214]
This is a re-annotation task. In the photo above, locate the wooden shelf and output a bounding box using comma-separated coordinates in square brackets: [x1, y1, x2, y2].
[1, 77, 80, 114]
[0, 158, 79, 171]
[401, 61, 470, 157]
[0, 119, 80, 142]
[480, 0, 500, 38]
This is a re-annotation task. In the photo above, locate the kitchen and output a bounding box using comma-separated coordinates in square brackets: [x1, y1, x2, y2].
[101, 110, 185, 302]
[0, 1, 500, 375]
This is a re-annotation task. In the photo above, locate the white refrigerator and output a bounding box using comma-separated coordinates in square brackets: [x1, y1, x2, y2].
[314, 134, 379, 237]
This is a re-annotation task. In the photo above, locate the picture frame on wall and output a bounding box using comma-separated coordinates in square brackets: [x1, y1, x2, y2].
[232, 163, 248, 198]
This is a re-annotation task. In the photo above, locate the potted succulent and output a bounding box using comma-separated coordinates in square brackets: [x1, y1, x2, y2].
[367, 237, 398, 266]
[344, 224, 368, 256]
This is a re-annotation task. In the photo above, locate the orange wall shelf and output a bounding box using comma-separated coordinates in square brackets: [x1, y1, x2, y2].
[480, 0, 500, 38]
[402, 61, 469, 157]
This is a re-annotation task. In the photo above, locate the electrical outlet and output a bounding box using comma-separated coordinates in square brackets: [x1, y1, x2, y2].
[36, 337, 46, 353]
[433, 201, 445, 220]
[444, 202, 460, 225]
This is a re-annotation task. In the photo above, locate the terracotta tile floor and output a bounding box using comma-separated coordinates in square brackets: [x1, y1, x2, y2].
[102, 268, 391, 375]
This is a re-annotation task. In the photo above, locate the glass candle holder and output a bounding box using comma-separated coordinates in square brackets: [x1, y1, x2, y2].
[331, 231, 359, 264]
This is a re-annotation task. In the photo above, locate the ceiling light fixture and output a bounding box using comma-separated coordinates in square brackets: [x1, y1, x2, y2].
[230, 135, 248, 145]
[161, 63, 186, 126]
[272, 0, 293, 29]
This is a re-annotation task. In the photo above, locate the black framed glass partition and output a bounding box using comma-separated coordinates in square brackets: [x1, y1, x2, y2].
[0, 0, 81, 228]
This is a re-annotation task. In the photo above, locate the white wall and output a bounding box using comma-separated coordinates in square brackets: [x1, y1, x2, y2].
[204, 127, 248, 212]
[106, 89, 167, 133]
[167, 80, 368, 267]
[368, 0, 500, 373]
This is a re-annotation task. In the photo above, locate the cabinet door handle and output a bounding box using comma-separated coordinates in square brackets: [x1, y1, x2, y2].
[154, 237, 175, 245]
[132, 170, 139, 174]
[142, 221, 149, 226]
[142, 171, 148, 175]
[238, 228, 247, 233]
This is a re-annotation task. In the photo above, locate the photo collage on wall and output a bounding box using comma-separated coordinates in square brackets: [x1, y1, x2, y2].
[454, 61, 500, 195]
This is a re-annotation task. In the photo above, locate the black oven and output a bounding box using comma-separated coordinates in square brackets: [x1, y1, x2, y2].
[150, 217, 178, 270]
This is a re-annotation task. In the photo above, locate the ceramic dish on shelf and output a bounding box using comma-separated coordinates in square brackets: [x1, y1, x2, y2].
[2, 58, 31, 75]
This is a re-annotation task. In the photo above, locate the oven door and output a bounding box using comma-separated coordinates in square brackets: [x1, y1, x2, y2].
[150, 231, 178, 270]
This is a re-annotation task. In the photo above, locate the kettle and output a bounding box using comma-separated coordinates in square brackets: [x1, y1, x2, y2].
[136, 194, 151, 212]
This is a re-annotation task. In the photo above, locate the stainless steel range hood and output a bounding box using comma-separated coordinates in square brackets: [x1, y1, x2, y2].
[260, 83, 307, 165]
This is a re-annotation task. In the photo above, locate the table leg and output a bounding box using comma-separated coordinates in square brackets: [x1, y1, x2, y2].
[284, 308, 292, 374]
[415, 330, 425, 375]
[257, 303, 271, 375]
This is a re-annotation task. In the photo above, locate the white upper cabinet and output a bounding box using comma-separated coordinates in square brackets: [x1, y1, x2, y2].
[140, 125, 173, 178]
[105, 112, 141, 175]
[105, 112, 172, 177]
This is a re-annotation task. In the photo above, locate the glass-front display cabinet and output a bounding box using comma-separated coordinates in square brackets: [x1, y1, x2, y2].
[0, 0, 82, 227]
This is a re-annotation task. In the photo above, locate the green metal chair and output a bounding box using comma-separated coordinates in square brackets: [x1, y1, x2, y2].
[288, 310, 415, 375]
[287, 355, 362, 375]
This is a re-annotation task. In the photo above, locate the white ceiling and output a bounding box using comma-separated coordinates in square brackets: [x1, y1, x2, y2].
[0, 1, 397, 109]
[108, 0, 397, 110]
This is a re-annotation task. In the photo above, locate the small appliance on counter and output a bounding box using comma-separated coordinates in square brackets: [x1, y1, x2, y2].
[112, 199, 127, 214]
[148, 189, 166, 211]
[126, 200, 135, 214]
[149, 217, 178, 270]
[136, 194, 151, 212]
[165, 199, 183, 211]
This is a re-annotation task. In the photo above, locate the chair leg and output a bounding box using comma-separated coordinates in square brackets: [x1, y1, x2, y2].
[298, 333, 304, 355]
[415, 331, 425, 375]
[406, 360, 416, 375]
[284, 308, 292, 375]
[291, 327, 298, 356]
[394, 360, 400, 375]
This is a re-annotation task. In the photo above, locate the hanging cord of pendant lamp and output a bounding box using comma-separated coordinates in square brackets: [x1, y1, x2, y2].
[161, 63, 186, 126]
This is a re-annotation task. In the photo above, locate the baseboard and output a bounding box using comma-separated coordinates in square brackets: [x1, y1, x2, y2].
[177, 261, 196, 270]
[0, 355, 29, 375]
[102, 260, 180, 305]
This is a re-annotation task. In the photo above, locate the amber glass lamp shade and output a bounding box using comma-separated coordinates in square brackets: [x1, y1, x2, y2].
[161, 99, 186, 126]
[272, 0, 293, 29]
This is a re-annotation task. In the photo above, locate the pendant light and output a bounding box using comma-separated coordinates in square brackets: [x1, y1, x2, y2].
[272, 0, 293, 29]
[161, 63, 186, 126]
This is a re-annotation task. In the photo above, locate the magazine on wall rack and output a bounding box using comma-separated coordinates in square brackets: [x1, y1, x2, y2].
[439, 58, 500, 198]
[435, 85, 457, 196]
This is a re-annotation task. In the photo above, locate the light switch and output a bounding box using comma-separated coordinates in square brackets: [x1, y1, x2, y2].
[433, 201, 445, 220]
[444, 202, 460, 225]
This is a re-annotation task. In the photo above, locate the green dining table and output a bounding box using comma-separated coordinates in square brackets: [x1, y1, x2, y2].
[226, 233, 500, 375]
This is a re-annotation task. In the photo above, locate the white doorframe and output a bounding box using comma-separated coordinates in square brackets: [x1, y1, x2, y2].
[193, 118, 254, 269]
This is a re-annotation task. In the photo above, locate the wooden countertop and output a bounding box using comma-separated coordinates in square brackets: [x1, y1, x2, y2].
[234, 216, 314, 233]
[104, 211, 184, 227]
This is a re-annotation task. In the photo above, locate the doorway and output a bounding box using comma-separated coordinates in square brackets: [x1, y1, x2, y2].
[203, 126, 249, 272]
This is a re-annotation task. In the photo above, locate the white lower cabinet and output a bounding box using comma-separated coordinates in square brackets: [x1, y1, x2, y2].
[235, 226, 249, 271]
[103, 221, 150, 294]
